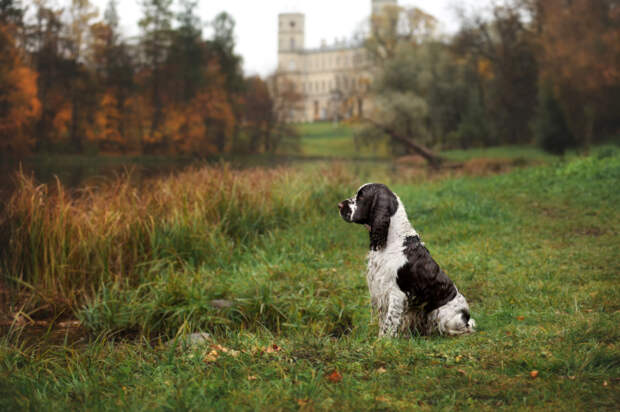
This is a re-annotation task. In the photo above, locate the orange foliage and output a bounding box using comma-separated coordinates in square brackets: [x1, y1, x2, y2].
[539, 0, 619, 92]
[91, 93, 124, 150]
[477, 58, 493, 80]
[0, 27, 41, 154]
[537, 0, 620, 139]
[52, 105, 72, 140]
[164, 87, 234, 155]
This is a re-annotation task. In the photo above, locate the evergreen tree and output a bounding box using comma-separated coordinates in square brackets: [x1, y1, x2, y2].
[534, 81, 575, 155]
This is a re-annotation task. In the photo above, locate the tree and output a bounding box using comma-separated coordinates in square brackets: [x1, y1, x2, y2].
[533, 0, 620, 145]
[359, 6, 450, 167]
[208, 12, 244, 151]
[139, 0, 173, 152]
[243, 76, 274, 152]
[89, 0, 135, 151]
[533, 80, 575, 155]
[28, 0, 74, 149]
[0, 0, 23, 27]
[65, 0, 98, 152]
[168, 0, 205, 103]
[265, 72, 301, 153]
[0, 25, 40, 154]
[454, 2, 539, 144]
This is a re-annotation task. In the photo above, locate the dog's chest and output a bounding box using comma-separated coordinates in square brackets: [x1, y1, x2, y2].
[366, 245, 407, 304]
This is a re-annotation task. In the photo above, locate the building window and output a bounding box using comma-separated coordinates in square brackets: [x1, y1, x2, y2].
[290, 37, 295, 50]
[289, 60, 296, 70]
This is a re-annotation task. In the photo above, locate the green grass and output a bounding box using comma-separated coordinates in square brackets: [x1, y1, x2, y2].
[293, 122, 390, 159]
[1, 149, 619, 410]
[441, 145, 560, 162]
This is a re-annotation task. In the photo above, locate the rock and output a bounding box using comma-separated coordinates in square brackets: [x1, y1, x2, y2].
[210, 299, 234, 309]
[166, 332, 211, 347]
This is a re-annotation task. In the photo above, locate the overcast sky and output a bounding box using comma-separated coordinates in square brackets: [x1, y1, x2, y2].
[67, 0, 489, 77]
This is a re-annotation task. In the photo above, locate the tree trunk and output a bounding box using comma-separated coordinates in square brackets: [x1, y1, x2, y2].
[364, 118, 445, 169]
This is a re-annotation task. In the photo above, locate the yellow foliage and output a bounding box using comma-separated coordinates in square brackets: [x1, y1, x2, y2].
[477, 59, 494, 80]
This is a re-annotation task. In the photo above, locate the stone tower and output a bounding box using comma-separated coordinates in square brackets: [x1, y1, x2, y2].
[372, 0, 398, 15]
[278, 13, 305, 53]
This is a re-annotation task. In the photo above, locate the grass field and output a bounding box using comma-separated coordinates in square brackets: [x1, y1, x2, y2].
[293, 122, 390, 159]
[1, 147, 619, 410]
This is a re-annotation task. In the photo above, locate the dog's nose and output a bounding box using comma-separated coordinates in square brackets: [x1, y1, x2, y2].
[338, 202, 344, 210]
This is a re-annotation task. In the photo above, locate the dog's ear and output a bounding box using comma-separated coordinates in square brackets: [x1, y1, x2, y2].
[369, 189, 398, 251]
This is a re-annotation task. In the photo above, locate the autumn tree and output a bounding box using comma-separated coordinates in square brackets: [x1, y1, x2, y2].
[0, 4, 40, 154]
[243, 76, 274, 152]
[533, 0, 620, 146]
[28, 0, 74, 149]
[139, 0, 173, 153]
[89, 0, 135, 151]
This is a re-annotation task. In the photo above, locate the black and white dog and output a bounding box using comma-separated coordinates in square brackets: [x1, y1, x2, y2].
[338, 183, 476, 337]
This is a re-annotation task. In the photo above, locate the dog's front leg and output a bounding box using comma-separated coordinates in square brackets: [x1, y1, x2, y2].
[379, 288, 407, 338]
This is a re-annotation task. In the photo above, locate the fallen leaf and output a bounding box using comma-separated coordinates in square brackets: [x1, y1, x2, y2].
[375, 396, 389, 402]
[265, 344, 281, 353]
[455, 355, 463, 363]
[326, 370, 342, 383]
[297, 399, 310, 406]
[516, 316, 525, 321]
[377, 367, 387, 374]
[530, 370, 539, 379]
[247, 375, 257, 381]
[203, 350, 219, 363]
[457, 369, 466, 375]
[208, 344, 240, 358]
[568, 375, 576, 380]
[603, 380, 608, 387]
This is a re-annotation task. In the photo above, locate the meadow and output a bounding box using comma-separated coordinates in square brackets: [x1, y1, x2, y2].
[0, 141, 618, 410]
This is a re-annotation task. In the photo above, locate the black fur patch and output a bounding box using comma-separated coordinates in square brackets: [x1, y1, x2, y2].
[396, 236, 457, 312]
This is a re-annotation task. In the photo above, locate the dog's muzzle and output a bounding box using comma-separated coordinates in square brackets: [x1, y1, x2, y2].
[338, 199, 354, 222]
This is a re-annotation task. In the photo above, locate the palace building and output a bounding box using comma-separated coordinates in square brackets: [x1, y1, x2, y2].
[273, 0, 397, 123]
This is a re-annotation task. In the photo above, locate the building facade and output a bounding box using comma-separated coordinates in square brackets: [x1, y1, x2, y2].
[274, 0, 397, 123]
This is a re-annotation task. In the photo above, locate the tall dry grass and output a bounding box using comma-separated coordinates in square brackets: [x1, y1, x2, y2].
[0, 164, 355, 314]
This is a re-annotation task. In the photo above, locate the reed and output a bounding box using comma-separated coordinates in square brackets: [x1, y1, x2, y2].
[1, 164, 355, 314]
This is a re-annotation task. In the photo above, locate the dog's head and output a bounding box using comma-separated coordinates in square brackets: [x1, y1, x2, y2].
[338, 183, 398, 251]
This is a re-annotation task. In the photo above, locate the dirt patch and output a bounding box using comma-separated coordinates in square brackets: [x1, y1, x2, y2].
[394, 156, 538, 180]
[462, 157, 530, 176]
[574, 226, 608, 237]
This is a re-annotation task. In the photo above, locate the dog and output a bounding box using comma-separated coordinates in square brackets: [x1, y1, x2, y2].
[338, 183, 476, 337]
